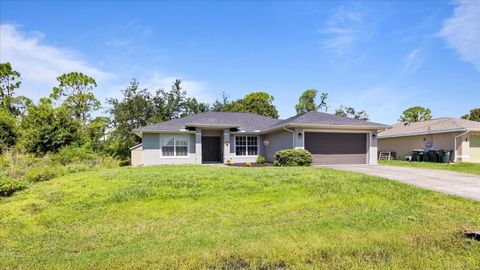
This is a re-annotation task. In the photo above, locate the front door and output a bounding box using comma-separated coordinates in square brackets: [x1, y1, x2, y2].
[202, 136, 221, 163]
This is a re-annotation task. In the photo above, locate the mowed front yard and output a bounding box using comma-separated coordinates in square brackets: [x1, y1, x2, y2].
[379, 160, 480, 176]
[1, 166, 479, 269]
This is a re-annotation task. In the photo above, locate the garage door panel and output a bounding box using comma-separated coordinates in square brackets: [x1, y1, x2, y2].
[305, 132, 367, 165]
[470, 136, 480, 163]
[312, 154, 366, 165]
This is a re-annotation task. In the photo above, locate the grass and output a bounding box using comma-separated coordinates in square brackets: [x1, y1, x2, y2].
[379, 160, 480, 176]
[1, 165, 479, 269]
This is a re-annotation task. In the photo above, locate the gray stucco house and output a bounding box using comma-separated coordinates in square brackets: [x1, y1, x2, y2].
[131, 111, 387, 166]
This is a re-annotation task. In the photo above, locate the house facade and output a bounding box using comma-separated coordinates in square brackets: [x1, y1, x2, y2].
[378, 118, 480, 163]
[132, 111, 387, 166]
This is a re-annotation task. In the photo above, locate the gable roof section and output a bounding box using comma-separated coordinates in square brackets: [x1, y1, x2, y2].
[134, 112, 281, 132]
[378, 118, 480, 138]
[133, 111, 387, 134]
[264, 111, 387, 132]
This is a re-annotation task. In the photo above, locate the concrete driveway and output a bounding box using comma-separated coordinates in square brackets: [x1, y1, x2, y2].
[326, 165, 480, 201]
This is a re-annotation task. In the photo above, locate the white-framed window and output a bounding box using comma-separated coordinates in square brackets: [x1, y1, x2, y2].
[235, 135, 258, 156]
[161, 135, 189, 157]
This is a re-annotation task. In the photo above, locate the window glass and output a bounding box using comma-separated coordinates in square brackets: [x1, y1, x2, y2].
[235, 136, 258, 156]
[162, 135, 188, 156]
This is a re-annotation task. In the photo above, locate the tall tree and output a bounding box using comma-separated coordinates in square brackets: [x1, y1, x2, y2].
[152, 79, 187, 121]
[223, 92, 279, 118]
[182, 97, 210, 117]
[50, 72, 100, 128]
[21, 98, 81, 155]
[335, 105, 369, 120]
[86, 116, 110, 152]
[0, 62, 30, 116]
[211, 92, 231, 112]
[461, 108, 480, 122]
[399, 106, 432, 122]
[295, 89, 328, 114]
[107, 80, 154, 162]
[0, 108, 18, 153]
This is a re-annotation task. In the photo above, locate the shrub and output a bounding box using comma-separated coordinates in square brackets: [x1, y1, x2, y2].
[256, 155, 266, 164]
[0, 177, 25, 197]
[52, 145, 97, 165]
[273, 149, 313, 166]
[25, 167, 57, 182]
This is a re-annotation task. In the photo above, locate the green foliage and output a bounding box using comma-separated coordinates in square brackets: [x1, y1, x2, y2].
[273, 149, 313, 166]
[399, 106, 432, 122]
[0, 176, 25, 197]
[222, 92, 279, 118]
[21, 98, 81, 155]
[50, 72, 100, 126]
[86, 116, 110, 152]
[24, 167, 57, 182]
[256, 155, 266, 164]
[461, 108, 480, 122]
[295, 89, 328, 114]
[0, 62, 25, 116]
[0, 108, 17, 153]
[335, 105, 369, 120]
[53, 145, 97, 165]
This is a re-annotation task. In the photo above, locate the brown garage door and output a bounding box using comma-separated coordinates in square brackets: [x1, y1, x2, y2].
[305, 132, 367, 164]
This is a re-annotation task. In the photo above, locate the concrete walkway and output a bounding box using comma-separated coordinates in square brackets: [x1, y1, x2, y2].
[325, 165, 480, 201]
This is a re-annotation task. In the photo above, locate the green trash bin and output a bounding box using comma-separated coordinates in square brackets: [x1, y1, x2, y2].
[440, 150, 451, 163]
[421, 151, 429, 162]
[428, 150, 438, 163]
[412, 150, 421, 162]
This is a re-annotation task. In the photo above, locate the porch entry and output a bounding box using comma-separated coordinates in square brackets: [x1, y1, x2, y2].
[202, 136, 222, 163]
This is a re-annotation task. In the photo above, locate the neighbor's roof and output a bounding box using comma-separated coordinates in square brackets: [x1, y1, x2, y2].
[133, 111, 387, 133]
[378, 117, 480, 138]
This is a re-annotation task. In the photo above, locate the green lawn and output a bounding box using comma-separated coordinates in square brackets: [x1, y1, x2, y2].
[379, 160, 480, 176]
[1, 166, 479, 269]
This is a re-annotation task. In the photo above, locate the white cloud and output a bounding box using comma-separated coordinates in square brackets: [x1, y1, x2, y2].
[140, 72, 213, 102]
[0, 24, 112, 100]
[320, 3, 372, 56]
[439, 0, 480, 70]
[0, 24, 212, 106]
[405, 49, 422, 72]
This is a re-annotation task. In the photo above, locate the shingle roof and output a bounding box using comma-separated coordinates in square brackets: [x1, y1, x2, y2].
[134, 112, 281, 132]
[378, 117, 480, 138]
[134, 111, 387, 133]
[273, 111, 387, 128]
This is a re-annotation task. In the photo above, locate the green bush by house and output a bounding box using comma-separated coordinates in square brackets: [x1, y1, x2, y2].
[256, 155, 266, 164]
[273, 149, 313, 166]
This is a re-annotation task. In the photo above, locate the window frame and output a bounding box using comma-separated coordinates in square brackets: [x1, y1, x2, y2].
[234, 135, 259, 157]
[160, 135, 190, 158]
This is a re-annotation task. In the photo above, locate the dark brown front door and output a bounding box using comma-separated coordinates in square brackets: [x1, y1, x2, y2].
[202, 136, 221, 162]
[305, 132, 367, 165]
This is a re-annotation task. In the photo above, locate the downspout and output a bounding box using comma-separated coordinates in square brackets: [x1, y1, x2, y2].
[454, 129, 469, 162]
[283, 126, 295, 148]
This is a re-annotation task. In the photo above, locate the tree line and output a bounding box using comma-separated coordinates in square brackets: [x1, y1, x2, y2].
[1, 62, 478, 164]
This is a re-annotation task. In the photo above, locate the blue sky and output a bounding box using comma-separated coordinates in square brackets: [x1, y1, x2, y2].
[1, 1, 479, 124]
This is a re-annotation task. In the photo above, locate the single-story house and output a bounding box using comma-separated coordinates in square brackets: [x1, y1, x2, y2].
[378, 117, 480, 163]
[131, 111, 387, 166]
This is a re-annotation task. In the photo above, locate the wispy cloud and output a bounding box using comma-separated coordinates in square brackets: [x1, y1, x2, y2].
[0, 23, 111, 100]
[140, 72, 213, 102]
[404, 49, 423, 73]
[439, 0, 480, 70]
[0, 23, 212, 105]
[320, 2, 373, 56]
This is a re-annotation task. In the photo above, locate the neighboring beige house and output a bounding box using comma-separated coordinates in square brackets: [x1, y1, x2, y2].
[378, 118, 480, 163]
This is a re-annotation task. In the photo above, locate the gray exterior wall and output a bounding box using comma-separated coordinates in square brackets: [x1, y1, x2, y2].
[142, 133, 197, 166]
[264, 130, 293, 162]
